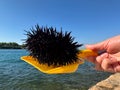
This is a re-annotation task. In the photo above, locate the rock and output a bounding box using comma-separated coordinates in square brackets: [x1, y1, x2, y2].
[89, 73, 120, 90]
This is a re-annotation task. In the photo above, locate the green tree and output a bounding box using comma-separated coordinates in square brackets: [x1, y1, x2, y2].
[0, 42, 22, 49]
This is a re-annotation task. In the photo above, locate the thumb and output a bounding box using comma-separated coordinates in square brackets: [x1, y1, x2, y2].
[85, 41, 106, 51]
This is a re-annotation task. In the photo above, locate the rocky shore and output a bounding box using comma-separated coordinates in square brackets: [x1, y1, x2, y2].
[89, 73, 120, 90]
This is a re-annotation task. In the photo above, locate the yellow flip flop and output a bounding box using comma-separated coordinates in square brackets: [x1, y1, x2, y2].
[21, 49, 98, 74]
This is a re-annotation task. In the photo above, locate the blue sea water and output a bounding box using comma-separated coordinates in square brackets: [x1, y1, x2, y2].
[0, 49, 111, 90]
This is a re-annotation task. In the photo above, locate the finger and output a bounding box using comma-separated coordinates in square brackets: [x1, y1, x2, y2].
[101, 58, 117, 73]
[85, 41, 107, 51]
[110, 54, 120, 72]
[100, 53, 109, 58]
[95, 53, 108, 71]
[113, 61, 120, 72]
[95, 56, 103, 71]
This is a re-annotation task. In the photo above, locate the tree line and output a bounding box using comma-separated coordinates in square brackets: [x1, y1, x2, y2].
[0, 42, 25, 49]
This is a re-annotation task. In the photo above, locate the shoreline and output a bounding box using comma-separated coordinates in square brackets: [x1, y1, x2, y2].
[89, 73, 120, 90]
[0, 48, 26, 50]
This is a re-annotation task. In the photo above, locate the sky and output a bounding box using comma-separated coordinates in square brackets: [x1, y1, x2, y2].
[0, 0, 120, 45]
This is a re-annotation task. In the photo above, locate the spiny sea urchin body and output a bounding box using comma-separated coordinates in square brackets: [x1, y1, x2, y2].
[25, 25, 82, 66]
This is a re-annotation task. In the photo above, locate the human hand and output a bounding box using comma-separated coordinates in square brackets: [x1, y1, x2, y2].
[85, 35, 120, 73]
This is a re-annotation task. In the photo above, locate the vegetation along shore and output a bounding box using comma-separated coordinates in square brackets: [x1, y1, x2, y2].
[0, 42, 25, 49]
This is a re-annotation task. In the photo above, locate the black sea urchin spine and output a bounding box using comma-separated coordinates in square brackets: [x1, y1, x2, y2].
[25, 25, 82, 66]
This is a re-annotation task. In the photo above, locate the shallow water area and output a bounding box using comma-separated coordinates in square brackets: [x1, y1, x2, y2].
[0, 49, 111, 90]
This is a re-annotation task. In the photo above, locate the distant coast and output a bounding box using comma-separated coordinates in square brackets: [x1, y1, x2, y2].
[0, 42, 25, 49]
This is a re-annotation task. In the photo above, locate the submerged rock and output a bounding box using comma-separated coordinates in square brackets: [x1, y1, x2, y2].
[89, 73, 120, 90]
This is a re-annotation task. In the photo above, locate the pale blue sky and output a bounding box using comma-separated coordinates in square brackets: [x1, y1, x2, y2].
[0, 0, 120, 45]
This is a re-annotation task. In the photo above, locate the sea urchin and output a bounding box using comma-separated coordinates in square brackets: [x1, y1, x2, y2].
[25, 25, 82, 66]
